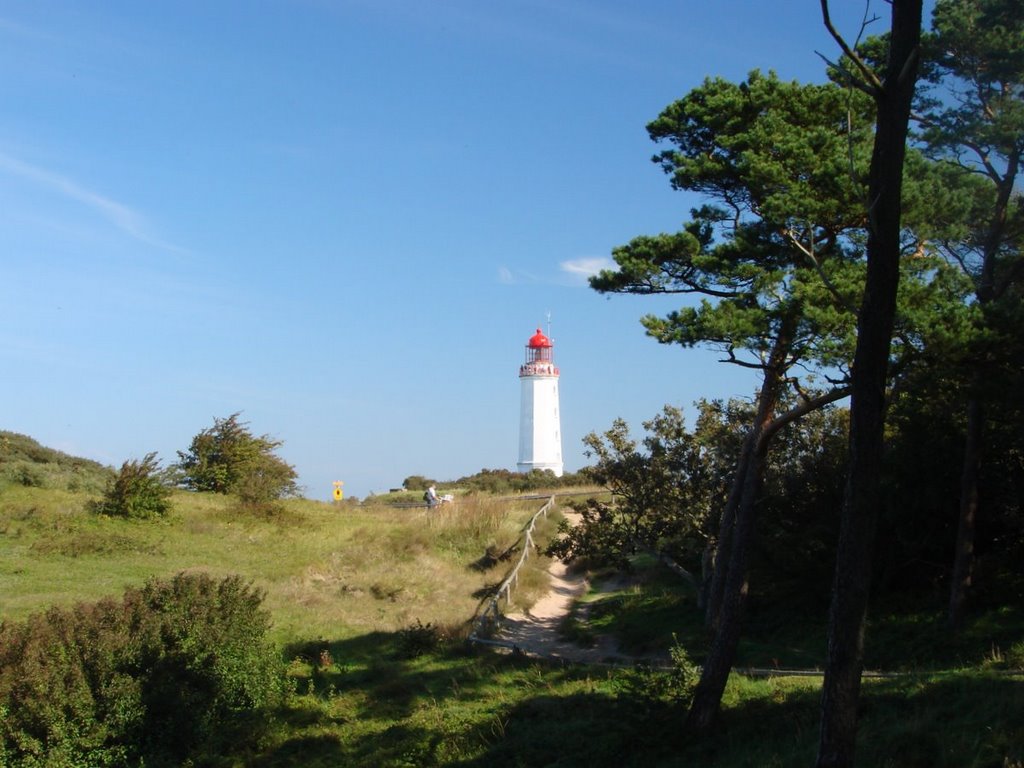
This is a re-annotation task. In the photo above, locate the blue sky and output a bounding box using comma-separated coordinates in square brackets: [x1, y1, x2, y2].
[1, 1, 882, 499]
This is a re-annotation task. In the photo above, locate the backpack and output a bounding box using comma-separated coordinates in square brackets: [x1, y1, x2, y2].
[423, 491, 430, 502]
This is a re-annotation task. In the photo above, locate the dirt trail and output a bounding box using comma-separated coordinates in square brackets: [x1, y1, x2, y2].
[497, 554, 627, 664]
[496, 512, 643, 664]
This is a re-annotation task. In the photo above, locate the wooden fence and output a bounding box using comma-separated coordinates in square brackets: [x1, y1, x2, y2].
[468, 495, 556, 649]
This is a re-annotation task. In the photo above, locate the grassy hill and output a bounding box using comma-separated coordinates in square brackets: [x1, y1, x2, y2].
[1, 436, 1021, 767]
[0, 430, 113, 494]
[0, 484, 559, 644]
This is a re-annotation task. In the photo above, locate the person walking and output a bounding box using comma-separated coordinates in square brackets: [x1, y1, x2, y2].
[425, 485, 439, 509]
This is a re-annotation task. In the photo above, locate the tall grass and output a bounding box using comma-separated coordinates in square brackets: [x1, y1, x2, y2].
[0, 487, 559, 646]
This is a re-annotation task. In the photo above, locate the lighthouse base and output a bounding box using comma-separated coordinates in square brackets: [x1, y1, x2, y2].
[517, 461, 564, 478]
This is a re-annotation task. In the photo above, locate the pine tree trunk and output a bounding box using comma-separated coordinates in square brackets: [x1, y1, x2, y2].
[687, 423, 770, 730]
[949, 394, 982, 630]
[688, 319, 794, 729]
[704, 431, 754, 630]
[816, 2, 922, 766]
[947, 144, 1017, 631]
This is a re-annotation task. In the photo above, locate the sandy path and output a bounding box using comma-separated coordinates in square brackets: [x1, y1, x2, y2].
[496, 513, 629, 664]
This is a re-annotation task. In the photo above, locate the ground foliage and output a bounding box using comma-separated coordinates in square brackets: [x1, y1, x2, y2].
[0, 572, 284, 767]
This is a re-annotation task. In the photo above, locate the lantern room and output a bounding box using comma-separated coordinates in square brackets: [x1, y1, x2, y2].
[526, 328, 553, 363]
[520, 329, 558, 377]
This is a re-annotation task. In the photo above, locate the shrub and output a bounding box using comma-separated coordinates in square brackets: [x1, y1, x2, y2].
[90, 452, 172, 519]
[132, 573, 285, 759]
[545, 498, 633, 571]
[175, 413, 298, 503]
[0, 572, 284, 766]
[13, 462, 46, 488]
[397, 619, 442, 659]
[611, 638, 699, 708]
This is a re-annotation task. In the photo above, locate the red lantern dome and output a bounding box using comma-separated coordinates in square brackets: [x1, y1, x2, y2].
[527, 328, 552, 349]
[521, 328, 557, 374]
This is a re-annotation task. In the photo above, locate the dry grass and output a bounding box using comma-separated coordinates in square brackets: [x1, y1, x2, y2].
[0, 487, 563, 646]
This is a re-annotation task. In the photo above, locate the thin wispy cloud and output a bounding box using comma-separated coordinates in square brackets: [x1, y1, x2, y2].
[0, 151, 186, 253]
[499, 259, 613, 287]
[497, 265, 543, 285]
[560, 257, 614, 285]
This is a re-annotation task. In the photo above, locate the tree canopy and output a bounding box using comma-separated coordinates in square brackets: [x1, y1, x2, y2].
[175, 413, 298, 504]
[581, 0, 1011, 745]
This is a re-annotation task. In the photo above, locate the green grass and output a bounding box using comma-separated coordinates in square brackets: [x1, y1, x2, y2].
[0, 485, 556, 645]
[259, 643, 1023, 768]
[3, 481, 1022, 767]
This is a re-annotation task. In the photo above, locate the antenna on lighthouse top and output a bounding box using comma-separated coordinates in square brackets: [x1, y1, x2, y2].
[545, 310, 552, 340]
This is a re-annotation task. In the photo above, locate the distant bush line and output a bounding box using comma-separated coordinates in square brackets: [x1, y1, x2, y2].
[0, 572, 284, 768]
[402, 467, 593, 496]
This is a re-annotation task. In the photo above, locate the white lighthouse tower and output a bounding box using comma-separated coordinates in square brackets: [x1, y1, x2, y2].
[517, 327, 563, 477]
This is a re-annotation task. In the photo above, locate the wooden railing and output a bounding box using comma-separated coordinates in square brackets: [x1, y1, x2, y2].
[468, 495, 556, 648]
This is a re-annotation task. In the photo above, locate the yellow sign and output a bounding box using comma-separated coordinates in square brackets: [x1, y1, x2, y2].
[332, 481, 344, 501]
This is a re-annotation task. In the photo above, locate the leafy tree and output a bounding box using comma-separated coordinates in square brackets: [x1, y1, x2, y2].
[751, 403, 849, 610]
[402, 475, 435, 492]
[175, 413, 298, 503]
[878, 283, 1024, 605]
[90, 452, 172, 519]
[548, 406, 723, 584]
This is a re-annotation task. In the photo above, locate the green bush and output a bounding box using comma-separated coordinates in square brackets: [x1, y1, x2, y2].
[90, 452, 172, 519]
[12, 462, 46, 488]
[545, 498, 634, 570]
[396, 619, 442, 659]
[175, 413, 298, 503]
[0, 601, 136, 767]
[0, 572, 284, 766]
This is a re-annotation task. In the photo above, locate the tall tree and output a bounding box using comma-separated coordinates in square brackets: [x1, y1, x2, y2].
[596, 14, 974, 733]
[593, 72, 871, 729]
[816, 1, 924, 766]
[914, 0, 1024, 630]
[594, 59, 973, 729]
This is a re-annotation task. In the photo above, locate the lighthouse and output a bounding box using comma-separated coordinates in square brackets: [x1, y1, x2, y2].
[517, 328, 564, 477]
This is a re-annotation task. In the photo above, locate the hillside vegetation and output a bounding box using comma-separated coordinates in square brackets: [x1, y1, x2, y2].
[1, 435, 1022, 766]
[0, 431, 112, 495]
[0, 481, 558, 642]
